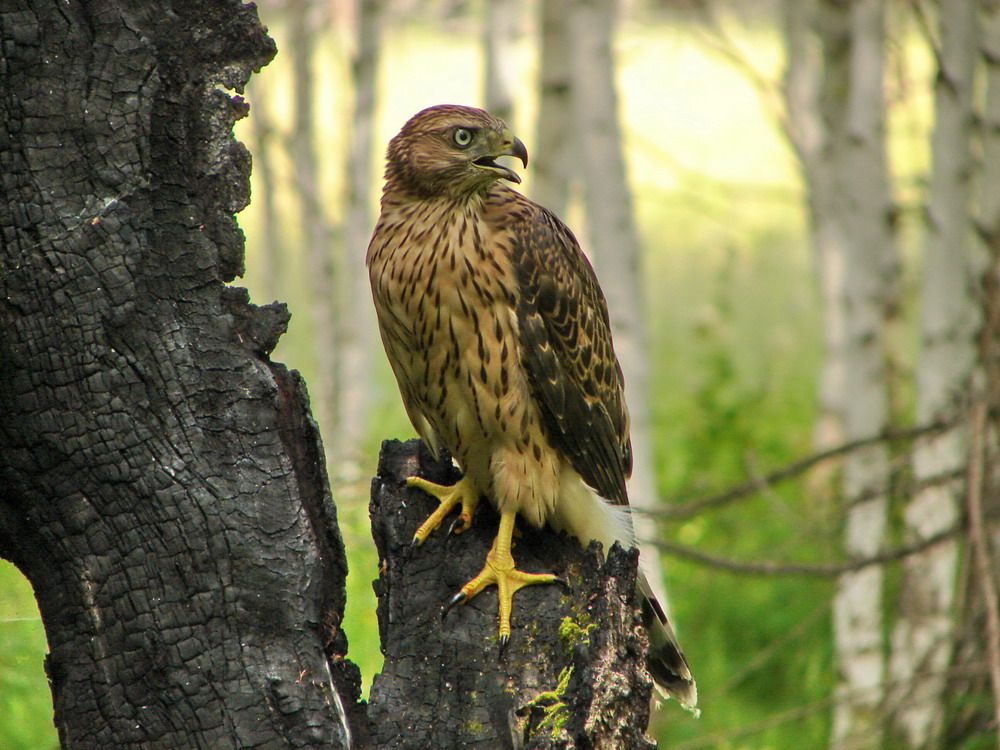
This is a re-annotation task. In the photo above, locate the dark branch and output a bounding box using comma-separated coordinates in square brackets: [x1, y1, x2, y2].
[652, 419, 955, 521]
[648, 522, 963, 577]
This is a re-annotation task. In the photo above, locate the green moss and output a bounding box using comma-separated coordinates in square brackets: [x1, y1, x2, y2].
[557, 615, 596, 654]
[524, 666, 574, 739]
[462, 719, 484, 735]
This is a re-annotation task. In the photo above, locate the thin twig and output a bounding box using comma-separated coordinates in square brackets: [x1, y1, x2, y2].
[645, 522, 962, 577]
[669, 660, 989, 750]
[650, 420, 953, 520]
[965, 400, 1000, 747]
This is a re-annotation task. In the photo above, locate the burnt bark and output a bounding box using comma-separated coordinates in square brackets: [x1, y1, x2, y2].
[0, 0, 363, 747]
[367, 439, 657, 750]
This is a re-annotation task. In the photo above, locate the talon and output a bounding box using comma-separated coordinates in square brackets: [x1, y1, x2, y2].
[498, 633, 510, 659]
[407, 475, 481, 544]
[443, 590, 467, 618]
[442, 510, 560, 647]
[447, 512, 472, 536]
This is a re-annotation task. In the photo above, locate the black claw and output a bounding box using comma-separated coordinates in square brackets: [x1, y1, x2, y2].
[446, 517, 464, 536]
[498, 634, 510, 660]
[442, 590, 467, 619]
[552, 575, 569, 591]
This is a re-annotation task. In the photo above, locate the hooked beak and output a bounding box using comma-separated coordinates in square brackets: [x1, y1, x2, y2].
[473, 133, 529, 184]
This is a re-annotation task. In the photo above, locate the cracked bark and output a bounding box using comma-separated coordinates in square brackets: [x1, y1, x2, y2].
[367, 439, 657, 750]
[0, 1, 362, 747]
[1, 1, 660, 747]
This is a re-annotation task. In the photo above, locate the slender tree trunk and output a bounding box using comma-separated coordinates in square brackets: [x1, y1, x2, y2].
[0, 1, 363, 746]
[888, 2, 981, 746]
[826, 3, 896, 747]
[246, 74, 285, 303]
[532, 0, 574, 219]
[483, 0, 517, 125]
[783, 3, 897, 744]
[334, 0, 381, 468]
[289, 0, 337, 436]
[567, 0, 668, 604]
[785, 1, 848, 470]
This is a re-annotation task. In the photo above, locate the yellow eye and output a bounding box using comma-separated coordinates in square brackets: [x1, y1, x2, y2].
[453, 128, 474, 147]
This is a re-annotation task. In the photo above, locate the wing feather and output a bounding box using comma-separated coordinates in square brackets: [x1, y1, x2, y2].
[509, 204, 632, 505]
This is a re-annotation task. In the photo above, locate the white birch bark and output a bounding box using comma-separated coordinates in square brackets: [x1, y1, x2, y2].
[289, 0, 337, 434]
[334, 0, 381, 469]
[888, 2, 981, 746]
[829, 3, 896, 747]
[483, 0, 517, 126]
[532, 0, 574, 218]
[568, 0, 667, 604]
[783, 0, 847, 464]
[784, 3, 896, 745]
[246, 75, 284, 303]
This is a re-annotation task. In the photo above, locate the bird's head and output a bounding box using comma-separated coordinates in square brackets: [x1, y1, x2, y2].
[385, 104, 529, 199]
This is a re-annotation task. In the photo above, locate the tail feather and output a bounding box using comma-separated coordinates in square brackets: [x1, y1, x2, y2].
[638, 572, 699, 714]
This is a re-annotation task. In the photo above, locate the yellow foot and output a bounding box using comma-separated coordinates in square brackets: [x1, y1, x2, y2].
[445, 511, 561, 647]
[407, 475, 481, 545]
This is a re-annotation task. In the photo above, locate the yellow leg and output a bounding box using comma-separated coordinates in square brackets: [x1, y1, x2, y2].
[448, 511, 560, 646]
[407, 475, 481, 545]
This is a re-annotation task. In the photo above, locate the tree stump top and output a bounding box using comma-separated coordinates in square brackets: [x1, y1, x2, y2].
[366, 439, 656, 749]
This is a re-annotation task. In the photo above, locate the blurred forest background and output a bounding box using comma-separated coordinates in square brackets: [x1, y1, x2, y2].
[2, 0, 1000, 748]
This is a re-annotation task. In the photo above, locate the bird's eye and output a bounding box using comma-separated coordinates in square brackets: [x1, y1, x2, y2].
[453, 128, 474, 147]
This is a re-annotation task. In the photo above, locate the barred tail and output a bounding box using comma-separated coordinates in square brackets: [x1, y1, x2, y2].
[637, 571, 699, 714]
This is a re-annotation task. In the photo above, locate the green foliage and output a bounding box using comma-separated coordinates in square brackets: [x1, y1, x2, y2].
[0, 562, 57, 750]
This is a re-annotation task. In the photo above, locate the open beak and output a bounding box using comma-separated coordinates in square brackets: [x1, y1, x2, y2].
[474, 134, 529, 184]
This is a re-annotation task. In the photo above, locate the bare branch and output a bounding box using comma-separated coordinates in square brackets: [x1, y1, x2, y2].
[645, 522, 963, 578]
[670, 660, 990, 750]
[650, 419, 954, 520]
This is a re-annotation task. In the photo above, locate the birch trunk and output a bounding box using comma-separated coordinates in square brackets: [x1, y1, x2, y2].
[827, 3, 896, 747]
[246, 75, 284, 303]
[888, 2, 981, 746]
[783, 0, 848, 468]
[533, 0, 574, 218]
[568, 0, 667, 604]
[784, 3, 897, 744]
[289, 0, 337, 435]
[483, 0, 517, 125]
[334, 0, 381, 468]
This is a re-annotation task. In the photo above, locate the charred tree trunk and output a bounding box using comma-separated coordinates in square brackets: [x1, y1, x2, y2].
[366, 439, 657, 750]
[0, 0, 363, 747]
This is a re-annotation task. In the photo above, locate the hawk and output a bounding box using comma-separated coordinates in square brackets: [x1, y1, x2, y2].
[367, 104, 696, 709]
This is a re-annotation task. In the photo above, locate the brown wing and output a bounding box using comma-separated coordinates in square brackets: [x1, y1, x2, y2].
[509, 204, 633, 505]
